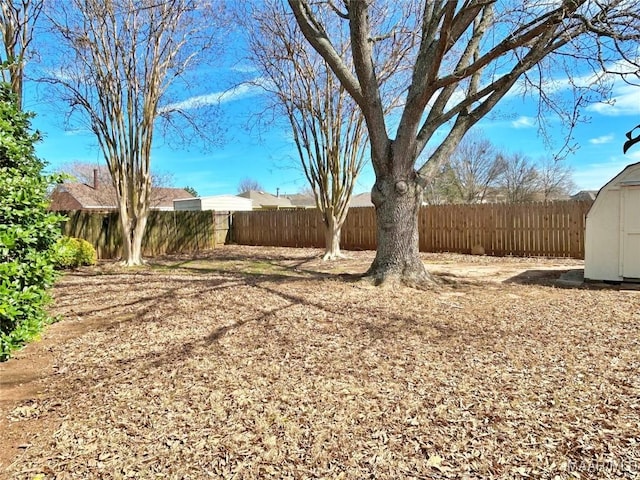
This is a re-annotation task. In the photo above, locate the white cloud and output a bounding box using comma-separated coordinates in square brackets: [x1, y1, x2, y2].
[511, 116, 536, 128]
[589, 134, 615, 145]
[231, 64, 259, 74]
[587, 84, 640, 117]
[504, 58, 639, 103]
[160, 81, 267, 112]
[64, 129, 91, 136]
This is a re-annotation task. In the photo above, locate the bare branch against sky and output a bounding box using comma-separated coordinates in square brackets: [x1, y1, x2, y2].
[287, 0, 640, 286]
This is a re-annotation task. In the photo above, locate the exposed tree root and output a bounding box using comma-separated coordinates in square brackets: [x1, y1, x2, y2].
[118, 258, 147, 267]
[361, 264, 440, 290]
[322, 251, 348, 261]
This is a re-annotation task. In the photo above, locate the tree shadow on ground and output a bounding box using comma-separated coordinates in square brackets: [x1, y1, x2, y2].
[504, 269, 576, 287]
[49, 262, 455, 378]
[503, 268, 640, 291]
[148, 255, 367, 284]
[29, 251, 595, 427]
[49, 262, 369, 368]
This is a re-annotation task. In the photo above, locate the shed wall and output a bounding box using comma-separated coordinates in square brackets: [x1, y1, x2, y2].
[584, 162, 640, 282]
[173, 196, 253, 212]
[173, 198, 202, 211]
[200, 196, 253, 211]
[585, 188, 621, 281]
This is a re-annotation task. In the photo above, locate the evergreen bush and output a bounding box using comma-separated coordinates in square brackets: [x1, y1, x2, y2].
[54, 236, 97, 268]
[0, 84, 64, 361]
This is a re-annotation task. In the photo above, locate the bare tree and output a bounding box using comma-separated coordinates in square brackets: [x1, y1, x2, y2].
[297, 185, 314, 197]
[246, 1, 371, 260]
[536, 157, 576, 201]
[44, 0, 226, 265]
[58, 162, 112, 188]
[0, 0, 43, 108]
[422, 162, 459, 205]
[448, 132, 506, 203]
[288, 0, 640, 286]
[428, 148, 574, 204]
[237, 177, 264, 194]
[498, 153, 540, 203]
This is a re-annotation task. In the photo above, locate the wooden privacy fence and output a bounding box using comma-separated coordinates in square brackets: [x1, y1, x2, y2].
[60, 200, 594, 260]
[61, 210, 231, 259]
[232, 208, 376, 251]
[419, 201, 592, 258]
[233, 200, 594, 258]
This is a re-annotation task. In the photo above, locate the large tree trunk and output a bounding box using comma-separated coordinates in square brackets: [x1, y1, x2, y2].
[119, 210, 148, 266]
[322, 214, 345, 261]
[366, 172, 435, 287]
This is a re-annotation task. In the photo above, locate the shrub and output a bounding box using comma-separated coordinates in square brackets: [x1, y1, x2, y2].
[0, 84, 64, 361]
[54, 236, 79, 268]
[54, 237, 97, 268]
[77, 238, 98, 266]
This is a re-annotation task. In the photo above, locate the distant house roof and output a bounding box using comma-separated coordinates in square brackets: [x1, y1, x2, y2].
[49, 182, 194, 211]
[237, 190, 293, 209]
[571, 190, 598, 201]
[151, 187, 195, 210]
[284, 193, 316, 208]
[349, 192, 374, 208]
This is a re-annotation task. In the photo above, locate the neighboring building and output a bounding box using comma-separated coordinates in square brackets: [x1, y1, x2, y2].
[174, 195, 253, 211]
[49, 180, 194, 211]
[349, 192, 374, 208]
[283, 193, 316, 208]
[571, 190, 598, 201]
[237, 190, 293, 209]
[478, 189, 510, 203]
[585, 162, 640, 282]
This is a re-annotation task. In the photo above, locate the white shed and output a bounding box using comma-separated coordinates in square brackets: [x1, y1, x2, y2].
[585, 161, 640, 282]
[173, 195, 253, 212]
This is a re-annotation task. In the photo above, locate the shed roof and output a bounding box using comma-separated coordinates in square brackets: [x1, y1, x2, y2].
[596, 161, 640, 194]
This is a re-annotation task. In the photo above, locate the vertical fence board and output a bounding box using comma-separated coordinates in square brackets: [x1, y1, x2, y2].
[60, 210, 231, 259]
[231, 201, 592, 258]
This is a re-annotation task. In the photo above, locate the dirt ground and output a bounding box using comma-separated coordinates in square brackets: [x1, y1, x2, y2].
[1, 246, 639, 479]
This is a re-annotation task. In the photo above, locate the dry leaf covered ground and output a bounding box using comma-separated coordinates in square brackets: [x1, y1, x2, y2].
[1, 246, 639, 479]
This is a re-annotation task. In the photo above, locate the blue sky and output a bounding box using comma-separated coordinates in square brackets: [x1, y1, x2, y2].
[25, 41, 640, 198]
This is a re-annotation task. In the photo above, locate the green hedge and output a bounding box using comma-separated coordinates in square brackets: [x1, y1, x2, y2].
[0, 84, 64, 361]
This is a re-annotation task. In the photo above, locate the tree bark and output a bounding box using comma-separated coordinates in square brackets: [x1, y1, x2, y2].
[322, 214, 344, 261]
[366, 171, 435, 287]
[119, 210, 148, 266]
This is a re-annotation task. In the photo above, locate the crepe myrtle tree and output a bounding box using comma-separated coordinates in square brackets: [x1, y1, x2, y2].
[0, 0, 43, 108]
[246, 0, 371, 260]
[44, 0, 227, 266]
[288, 0, 640, 286]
